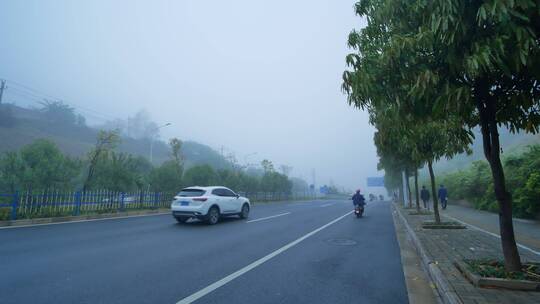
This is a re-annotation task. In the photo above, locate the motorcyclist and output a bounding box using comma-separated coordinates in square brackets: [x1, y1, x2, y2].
[352, 189, 366, 208]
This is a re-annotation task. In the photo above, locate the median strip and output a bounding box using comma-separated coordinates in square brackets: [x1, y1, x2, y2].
[246, 212, 291, 223]
[176, 210, 353, 304]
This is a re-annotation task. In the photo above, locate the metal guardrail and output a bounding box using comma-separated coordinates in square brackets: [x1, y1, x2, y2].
[0, 190, 316, 221]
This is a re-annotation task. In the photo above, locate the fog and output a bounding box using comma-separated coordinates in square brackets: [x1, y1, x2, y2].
[0, 0, 380, 191]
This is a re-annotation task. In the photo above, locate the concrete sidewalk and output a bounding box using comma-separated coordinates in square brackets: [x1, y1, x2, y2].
[395, 204, 539, 304]
[442, 203, 540, 252]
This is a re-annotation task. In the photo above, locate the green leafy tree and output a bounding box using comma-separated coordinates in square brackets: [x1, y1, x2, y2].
[169, 137, 184, 181]
[83, 130, 121, 191]
[39, 100, 78, 125]
[261, 171, 292, 194]
[0, 152, 24, 192]
[410, 0, 538, 271]
[343, 0, 540, 271]
[261, 159, 274, 173]
[148, 138, 185, 193]
[290, 177, 309, 193]
[91, 152, 151, 192]
[0, 140, 80, 191]
[150, 161, 183, 193]
[183, 165, 217, 186]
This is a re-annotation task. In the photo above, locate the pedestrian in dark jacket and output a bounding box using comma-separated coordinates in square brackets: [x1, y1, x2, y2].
[420, 186, 430, 210]
[438, 184, 448, 210]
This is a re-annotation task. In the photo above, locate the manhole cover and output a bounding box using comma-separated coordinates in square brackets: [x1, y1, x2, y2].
[326, 238, 357, 246]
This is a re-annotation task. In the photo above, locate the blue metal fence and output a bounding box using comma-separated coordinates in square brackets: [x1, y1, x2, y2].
[0, 190, 316, 221]
[0, 190, 175, 221]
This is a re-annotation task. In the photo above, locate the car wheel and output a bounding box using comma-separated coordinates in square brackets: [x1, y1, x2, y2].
[206, 207, 220, 225]
[175, 216, 188, 223]
[239, 204, 250, 219]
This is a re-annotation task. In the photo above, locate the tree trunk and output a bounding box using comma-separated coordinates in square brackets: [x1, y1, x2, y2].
[475, 81, 522, 272]
[427, 160, 440, 223]
[83, 152, 101, 192]
[83, 166, 94, 192]
[398, 183, 404, 205]
[414, 170, 420, 212]
[405, 168, 412, 208]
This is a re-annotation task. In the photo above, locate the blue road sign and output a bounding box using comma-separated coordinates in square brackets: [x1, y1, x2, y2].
[367, 177, 385, 187]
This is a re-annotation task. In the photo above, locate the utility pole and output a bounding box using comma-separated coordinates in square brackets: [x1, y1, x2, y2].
[0, 79, 6, 105]
[149, 122, 172, 164]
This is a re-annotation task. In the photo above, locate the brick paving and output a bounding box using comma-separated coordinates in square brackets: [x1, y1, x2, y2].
[398, 205, 540, 304]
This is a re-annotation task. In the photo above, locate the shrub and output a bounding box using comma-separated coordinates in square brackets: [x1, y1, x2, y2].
[437, 145, 540, 218]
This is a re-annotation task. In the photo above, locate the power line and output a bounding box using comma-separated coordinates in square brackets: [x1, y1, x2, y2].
[1, 77, 121, 122]
[3, 78, 64, 101]
[5, 89, 45, 104]
[8, 87, 47, 102]
[6, 89, 111, 122]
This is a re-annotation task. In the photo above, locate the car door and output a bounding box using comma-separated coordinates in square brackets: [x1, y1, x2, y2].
[221, 188, 241, 213]
[211, 188, 227, 211]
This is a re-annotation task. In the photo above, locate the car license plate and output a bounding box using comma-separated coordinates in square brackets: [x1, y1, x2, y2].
[180, 201, 190, 206]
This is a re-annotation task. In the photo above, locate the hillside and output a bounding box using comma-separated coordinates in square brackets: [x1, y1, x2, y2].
[0, 104, 231, 169]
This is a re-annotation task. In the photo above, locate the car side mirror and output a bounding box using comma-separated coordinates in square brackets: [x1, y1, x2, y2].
[236, 194, 240, 198]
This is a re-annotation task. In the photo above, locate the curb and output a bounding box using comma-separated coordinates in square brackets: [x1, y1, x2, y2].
[392, 203, 463, 304]
[0, 209, 170, 228]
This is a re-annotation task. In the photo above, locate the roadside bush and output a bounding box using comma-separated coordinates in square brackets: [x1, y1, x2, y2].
[436, 145, 540, 218]
[89, 152, 152, 192]
[513, 172, 540, 218]
[149, 160, 183, 193]
[0, 207, 11, 221]
[183, 165, 217, 187]
[0, 140, 81, 192]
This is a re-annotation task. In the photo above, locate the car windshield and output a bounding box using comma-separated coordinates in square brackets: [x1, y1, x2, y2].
[177, 189, 206, 197]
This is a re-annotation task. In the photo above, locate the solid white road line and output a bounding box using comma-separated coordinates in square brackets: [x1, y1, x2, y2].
[0, 212, 170, 230]
[320, 203, 333, 207]
[175, 210, 353, 304]
[444, 214, 540, 256]
[246, 212, 291, 223]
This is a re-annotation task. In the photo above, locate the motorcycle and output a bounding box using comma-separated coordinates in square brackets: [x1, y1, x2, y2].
[354, 205, 364, 218]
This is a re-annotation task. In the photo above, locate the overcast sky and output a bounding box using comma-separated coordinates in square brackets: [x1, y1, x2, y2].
[0, 0, 381, 191]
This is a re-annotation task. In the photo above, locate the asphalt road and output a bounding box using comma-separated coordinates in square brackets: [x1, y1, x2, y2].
[0, 200, 408, 304]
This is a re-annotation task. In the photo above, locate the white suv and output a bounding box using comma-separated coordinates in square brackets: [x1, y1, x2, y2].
[171, 186, 251, 225]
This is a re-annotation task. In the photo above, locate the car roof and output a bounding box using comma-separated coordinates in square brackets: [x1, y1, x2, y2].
[181, 186, 232, 191]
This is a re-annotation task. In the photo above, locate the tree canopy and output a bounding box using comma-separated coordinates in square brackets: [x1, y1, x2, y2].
[343, 0, 540, 271]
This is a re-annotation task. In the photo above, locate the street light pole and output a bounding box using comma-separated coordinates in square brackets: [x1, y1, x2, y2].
[149, 122, 171, 164]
